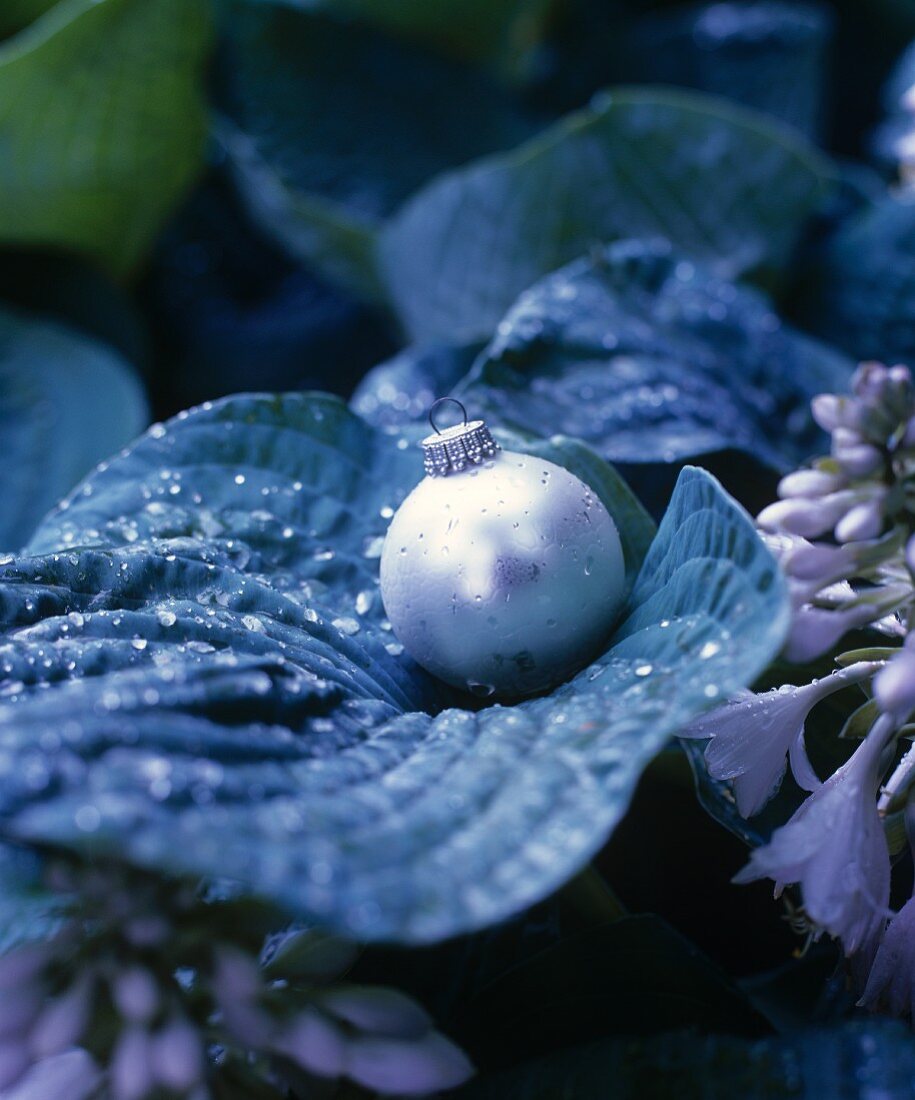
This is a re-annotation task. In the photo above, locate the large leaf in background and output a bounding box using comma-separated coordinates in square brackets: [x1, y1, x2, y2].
[379, 86, 830, 343]
[0, 394, 788, 944]
[261, 0, 552, 80]
[803, 196, 915, 365]
[350, 342, 482, 429]
[0, 0, 211, 277]
[454, 241, 852, 484]
[0, 308, 148, 552]
[617, 1, 833, 142]
[217, 0, 537, 299]
[459, 1021, 915, 1099]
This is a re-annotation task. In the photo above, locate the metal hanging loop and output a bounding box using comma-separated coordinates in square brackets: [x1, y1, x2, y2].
[428, 397, 469, 436]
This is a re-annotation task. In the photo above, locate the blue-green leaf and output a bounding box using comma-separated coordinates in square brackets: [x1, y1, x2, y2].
[457, 241, 853, 479]
[0, 396, 786, 944]
[0, 308, 148, 552]
[217, 0, 536, 299]
[379, 86, 831, 342]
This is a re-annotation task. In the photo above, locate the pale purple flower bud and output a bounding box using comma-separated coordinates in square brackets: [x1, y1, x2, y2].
[29, 976, 93, 1058]
[784, 604, 879, 663]
[0, 946, 49, 992]
[149, 1018, 204, 1092]
[0, 1044, 31, 1091]
[835, 500, 884, 543]
[835, 443, 883, 478]
[781, 541, 852, 583]
[811, 393, 846, 432]
[110, 1027, 153, 1100]
[875, 649, 915, 720]
[859, 894, 915, 1018]
[677, 676, 857, 816]
[777, 469, 844, 499]
[111, 968, 158, 1024]
[318, 986, 431, 1040]
[757, 492, 858, 539]
[346, 1031, 473, 1096]
[0, 1049, 101, 1100]
[734, 724, 892, 956]
[212, 948, 260, 1003]
[273, 1008, 346, 1078]
[832, 426, 864, 448]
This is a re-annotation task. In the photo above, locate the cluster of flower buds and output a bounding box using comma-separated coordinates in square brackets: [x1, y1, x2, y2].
[758, 361, 915, 667]
[685, 362, 915, 1021]
[0, 863, 471, 1100]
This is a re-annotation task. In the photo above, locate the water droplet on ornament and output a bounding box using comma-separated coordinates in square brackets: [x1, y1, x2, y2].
[635, 663, 653, 677]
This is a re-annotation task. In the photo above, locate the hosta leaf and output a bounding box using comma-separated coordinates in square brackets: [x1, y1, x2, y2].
[459, 1021, 915, 1099]
[350, 343, 483, 431]
[0, 308, 148, 552]
[0, 395, 787, 944]
[457, 240, 853, 483]
[217, 0, 536, 298]
[380, 86, 830, 343]
[0, 0, 211, 277]
[803, 196, 915, 366]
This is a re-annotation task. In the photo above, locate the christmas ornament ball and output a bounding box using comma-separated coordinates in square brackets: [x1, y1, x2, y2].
[380, 406, 626, 698]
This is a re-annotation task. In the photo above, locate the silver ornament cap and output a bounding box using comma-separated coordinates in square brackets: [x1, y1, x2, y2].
[421, 399, 501, 477]
[380, 400, 626, 699]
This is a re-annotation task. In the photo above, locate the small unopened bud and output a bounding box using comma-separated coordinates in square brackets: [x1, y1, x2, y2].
[875, 650, 915, 719]
[274, 1008, 346, 1078]
[757, 492, 857, 539]
[112, 968, 159, 1025]
[781, 541, 851, 583]
[149, 1018, 204, 1092]
[111, 1027, 153, 1100]
[811, 393, 846, 432]
[29, 974, 93, 1058]
[835, 442, 883, 478]
[835, 500, 884, 543]
[777, 469, 844, 499]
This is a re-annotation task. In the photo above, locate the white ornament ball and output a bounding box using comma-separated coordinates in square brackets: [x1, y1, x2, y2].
[380, 438, 626, 698]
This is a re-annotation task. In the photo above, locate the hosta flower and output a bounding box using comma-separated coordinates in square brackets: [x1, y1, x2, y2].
[859, 893, 915, 1018]
[734, 719, 894, 956]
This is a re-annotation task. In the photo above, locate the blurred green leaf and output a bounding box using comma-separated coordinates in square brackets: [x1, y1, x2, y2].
[0, 307, 148, 551]
[380, 86, 831, 343]
[0, 0, 59, 36]
[0, 0, 212, 277]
